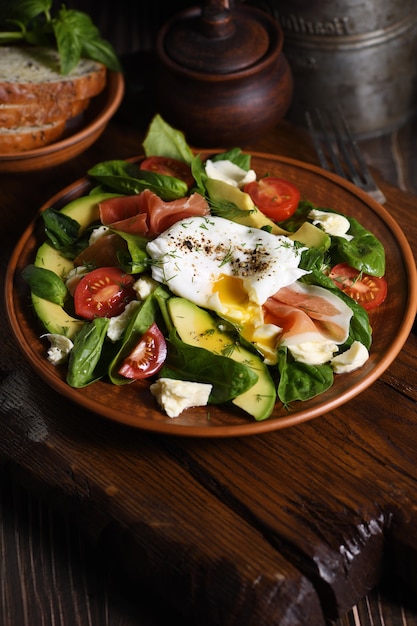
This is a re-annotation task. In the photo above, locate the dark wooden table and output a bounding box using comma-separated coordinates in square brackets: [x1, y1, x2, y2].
[0, 106, 416, 626]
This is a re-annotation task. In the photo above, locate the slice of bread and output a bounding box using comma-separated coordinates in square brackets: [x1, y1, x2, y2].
[0, 46, 107, 105]
[0, 119, 67, 153]
[0, 97, 90, 128]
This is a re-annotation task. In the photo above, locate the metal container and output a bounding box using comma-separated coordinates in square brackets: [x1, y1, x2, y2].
[250, 0, 417, 137]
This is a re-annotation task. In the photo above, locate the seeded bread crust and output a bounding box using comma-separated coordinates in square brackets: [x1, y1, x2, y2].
[0, 119, 67, 153]
[0, 98, 90, 128]
[0, 46, 106, 105]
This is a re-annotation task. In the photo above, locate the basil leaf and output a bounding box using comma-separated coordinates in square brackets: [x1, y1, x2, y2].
[22, 264, 67, 306]
[67, 317, 110, 388]
[52, 6, 121, 74]
[0, 3, 120, 74]
[52, 8, 84, 75]
[277, 347, 334, 404]
[82, 37, 121, 72]
[160, 331, 258, 404]
[5, 0, 51, 22]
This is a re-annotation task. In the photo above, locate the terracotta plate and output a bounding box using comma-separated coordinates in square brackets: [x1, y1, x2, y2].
[0, 71, 124, 173]
[5, 154, 417, 437]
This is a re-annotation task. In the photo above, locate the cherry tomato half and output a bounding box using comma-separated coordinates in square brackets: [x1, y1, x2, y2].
[74, 267, 136, 320]
[243, 177, 300, 221]
[329, 262, 387, 310]
[118, 322, 167, 380]
[140, 156, 194, 188]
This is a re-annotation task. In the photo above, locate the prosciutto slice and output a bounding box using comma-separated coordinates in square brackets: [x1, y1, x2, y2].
[264, 281, 353, 345]
[99, 190, 209, 237]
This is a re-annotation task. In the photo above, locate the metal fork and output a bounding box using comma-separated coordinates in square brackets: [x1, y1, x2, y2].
[305, 108, 386, 204]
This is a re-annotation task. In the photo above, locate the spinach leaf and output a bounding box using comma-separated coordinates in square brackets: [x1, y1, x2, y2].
[108, 291, 162, 385]
[67, 317, 110, 388]
[88, 160, 188, 200]
[42, 207, 80, 251]
[142, 114, 194, 164]
[153, 286, 174, 333]
[277, 200, 315, 232]
[112, 230, 150, 274]
[190, 154, 207, 195]
[22, 264, 68, 306]
[299, 246, 326, 272]
[211, 148, 251, 171]
[160, 331, 259, 404]
[277, 347, 334, 404]
[336, 217, 385, 276]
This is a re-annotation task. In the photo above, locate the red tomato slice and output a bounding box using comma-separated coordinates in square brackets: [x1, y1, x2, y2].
[243, 177, 300, 221]
[74, 267, 136, 320]
[140, 156, 194, 188]
[329, 262, 387, 310]
[118, 322, 167, 380]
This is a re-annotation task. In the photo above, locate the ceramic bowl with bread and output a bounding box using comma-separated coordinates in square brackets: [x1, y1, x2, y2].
[0, 45, 124, 170]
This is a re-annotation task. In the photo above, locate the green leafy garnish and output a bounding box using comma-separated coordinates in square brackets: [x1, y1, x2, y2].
[0, 0, 121, 74]
[22, 264, 68, 306]
[142, 114, 194, 164]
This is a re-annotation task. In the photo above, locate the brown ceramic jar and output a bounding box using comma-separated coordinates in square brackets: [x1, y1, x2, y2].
[155, 1, 293, 147]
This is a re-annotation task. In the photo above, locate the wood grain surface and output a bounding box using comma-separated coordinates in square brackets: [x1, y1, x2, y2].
[0, 107, 416, 626]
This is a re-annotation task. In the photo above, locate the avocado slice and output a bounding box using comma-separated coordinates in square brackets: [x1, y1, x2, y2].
[289, 221, 331, 251]
[205, 178, 289, 235]
[31, 192, 121, 338]
[168, 297, 277, 421]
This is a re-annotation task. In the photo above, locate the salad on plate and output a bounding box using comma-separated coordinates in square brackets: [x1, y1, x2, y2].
[22, 115, 387, 422]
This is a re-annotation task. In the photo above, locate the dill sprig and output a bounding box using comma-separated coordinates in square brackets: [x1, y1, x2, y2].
[207, 196, 255, 220]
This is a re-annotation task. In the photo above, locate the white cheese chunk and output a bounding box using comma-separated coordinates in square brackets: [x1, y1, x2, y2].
[331, 341, 369, 373]
[205, 159, 256, 188]
[107, 300, 141, 342]
[133, 275, 159, 300]
[287, 340, 338, 365]
[150, 378, 212, 418]
[42, 333, 74, 365]
[309, 209, 353, 240]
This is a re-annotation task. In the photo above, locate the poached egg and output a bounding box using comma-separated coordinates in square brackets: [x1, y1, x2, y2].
[146, 216, 307, 342]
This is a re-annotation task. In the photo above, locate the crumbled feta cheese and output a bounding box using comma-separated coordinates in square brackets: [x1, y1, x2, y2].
[107, 300, 141, 342]
[65, 265, 88, 296]
[150, 378, 212, 418]
[41, 334, 74, 365]
[331, 341, 369, 373]
[133, 275, 159, 300]
[287, 340, 338, 365]
[205, 159, 256, 188]
[309, 209, 353, 240]
[89, 225, 109, 245]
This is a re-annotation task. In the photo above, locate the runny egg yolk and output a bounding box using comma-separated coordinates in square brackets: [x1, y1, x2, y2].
[212, 274, 280, 363]
[212, 274, 248, 310]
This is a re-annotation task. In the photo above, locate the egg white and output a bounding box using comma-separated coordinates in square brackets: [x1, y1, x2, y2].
[146, 216, 307, 336]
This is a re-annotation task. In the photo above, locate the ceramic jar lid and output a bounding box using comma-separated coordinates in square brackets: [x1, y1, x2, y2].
[161, 1, 270, 74]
